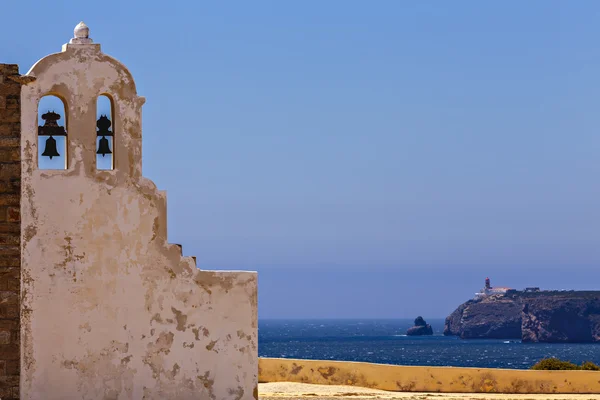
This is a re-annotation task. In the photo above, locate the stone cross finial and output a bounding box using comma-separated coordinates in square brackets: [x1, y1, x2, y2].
[69, 22, 93, 44]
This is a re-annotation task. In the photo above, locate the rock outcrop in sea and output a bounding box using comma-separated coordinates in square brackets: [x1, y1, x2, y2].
[444, 290, 600, 343]
[406, 316, 433, 336]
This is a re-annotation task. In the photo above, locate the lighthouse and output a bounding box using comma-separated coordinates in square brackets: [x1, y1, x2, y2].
[475, 277, 512, 298]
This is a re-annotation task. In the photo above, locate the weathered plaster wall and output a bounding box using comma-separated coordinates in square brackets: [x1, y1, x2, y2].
[259, 358, 600, 394]
[19, 40, 257, 399]
[0, 64, 23, 400]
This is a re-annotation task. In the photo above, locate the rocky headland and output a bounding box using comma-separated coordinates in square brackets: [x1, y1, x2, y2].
[406, 316, 433, 336]
[444, 290, 600, 343]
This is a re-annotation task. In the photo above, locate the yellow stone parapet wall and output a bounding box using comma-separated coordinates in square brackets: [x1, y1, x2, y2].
[258, 358, 600, 394]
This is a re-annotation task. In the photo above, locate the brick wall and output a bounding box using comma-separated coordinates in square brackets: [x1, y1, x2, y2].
[0, 64, 22, 400]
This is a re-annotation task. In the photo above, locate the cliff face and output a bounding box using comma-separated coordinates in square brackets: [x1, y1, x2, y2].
[521, 294, 600, 343]
[444, 297, 522, 339]
[444, 300, 474, 336]
[444, 291, 600, 343]
[459, 298, 522, 339]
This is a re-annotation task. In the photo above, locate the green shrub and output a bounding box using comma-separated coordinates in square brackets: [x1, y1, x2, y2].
[530, 358, 600, 371]
[531, 358, 580, 370]
[581, 361, 600, 371]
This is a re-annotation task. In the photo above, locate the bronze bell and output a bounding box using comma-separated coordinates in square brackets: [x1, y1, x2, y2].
[97, 136, 112, 157]
[96, 115, 113, 157]
[41, 136, 60, 159]
[38, 110, 66, 160]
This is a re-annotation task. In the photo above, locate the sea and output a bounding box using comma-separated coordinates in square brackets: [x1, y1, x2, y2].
[258, 319, 600, 370]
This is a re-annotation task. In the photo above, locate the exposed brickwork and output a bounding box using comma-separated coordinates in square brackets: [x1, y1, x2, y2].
[0, 64, 21, 400]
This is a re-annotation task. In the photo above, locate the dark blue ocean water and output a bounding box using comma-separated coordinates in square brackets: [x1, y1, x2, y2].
[258, 319, 600, 370]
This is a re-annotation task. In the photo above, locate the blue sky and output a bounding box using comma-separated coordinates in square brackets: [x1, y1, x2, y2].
[3, 1, 600, 318]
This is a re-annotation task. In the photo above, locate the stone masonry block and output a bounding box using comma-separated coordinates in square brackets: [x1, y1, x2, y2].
[0, 223, 20, 234]
[0, 194, 19, 206]
[0, 268, 19, 278]
[0, 148, 20, 162]
[0, 233, 19, 245]
[0, 304, 18, 319]
[0, 114, 19, 124]
[0, 291, 18, 305]
[0, 245, 19, 257]
[0, 374, 19, 387]
[0, 256, 20, 267]
[0, 330, 9, 345]
[0, 321, 17, 331]
[5, 305, 17, 318]
[9, 177, 19, 192]
[5, 96, 18, 110]
[10, 330, 18, 345]
[0, 137, 20, 148]
[6, 207, 18, 222]
[0, 124, 13, 136]
[0, 163, 19, 180]
[0, 65, 18, 74]
[6, 278, 18, 291]
[0, 384, 11, 398]
[0, 182, 13, 193]
[0, 343, 18, 360]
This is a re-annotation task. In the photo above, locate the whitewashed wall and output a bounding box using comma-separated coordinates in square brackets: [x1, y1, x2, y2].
[20, 25, 257, 400]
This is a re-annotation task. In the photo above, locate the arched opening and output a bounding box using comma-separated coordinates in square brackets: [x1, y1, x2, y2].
[38, 95, 67, 170]
[96, 95, 114, 170]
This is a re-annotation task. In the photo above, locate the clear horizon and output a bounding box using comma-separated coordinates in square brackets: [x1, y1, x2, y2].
[3, 1, 599, 319]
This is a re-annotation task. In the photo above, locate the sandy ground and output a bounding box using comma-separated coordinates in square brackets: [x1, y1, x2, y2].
[259, 382, 600, 400]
